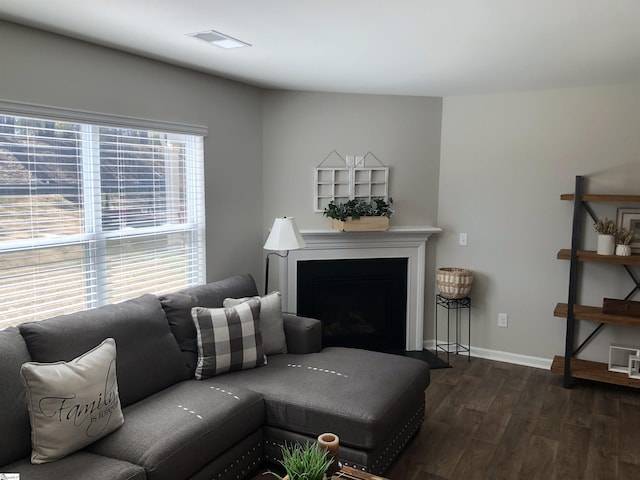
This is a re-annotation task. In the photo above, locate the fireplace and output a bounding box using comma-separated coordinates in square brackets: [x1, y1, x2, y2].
[297, 258, 408, 351]
[276, 227, 441, 351]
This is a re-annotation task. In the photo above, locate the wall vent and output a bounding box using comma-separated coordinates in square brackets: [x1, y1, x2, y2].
[187, 30, 251, 49]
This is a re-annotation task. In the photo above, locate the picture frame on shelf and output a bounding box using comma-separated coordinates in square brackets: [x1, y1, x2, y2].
[629, 355, 640, 379]
[608, 344, 640, 373]
[616, 207, 640, 253]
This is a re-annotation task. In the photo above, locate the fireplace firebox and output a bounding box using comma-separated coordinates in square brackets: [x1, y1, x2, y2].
[297, 258, 408, 351]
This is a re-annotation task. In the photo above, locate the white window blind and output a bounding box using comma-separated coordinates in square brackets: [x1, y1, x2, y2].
[0, 112, 206, 328]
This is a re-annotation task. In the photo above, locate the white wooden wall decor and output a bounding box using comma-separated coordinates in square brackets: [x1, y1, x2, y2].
[629, 355, 640, 379]
[608, 344, 640, 373]
[314, 150, 389, 212]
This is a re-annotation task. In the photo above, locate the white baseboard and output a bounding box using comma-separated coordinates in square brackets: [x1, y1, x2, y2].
[423, 340, 552, 370]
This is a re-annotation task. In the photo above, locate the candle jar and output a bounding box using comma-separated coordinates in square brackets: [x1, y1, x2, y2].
[317, 432, 341, 476]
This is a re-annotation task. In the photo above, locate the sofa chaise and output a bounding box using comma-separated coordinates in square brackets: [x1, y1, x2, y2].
[0, 274, 430, 480]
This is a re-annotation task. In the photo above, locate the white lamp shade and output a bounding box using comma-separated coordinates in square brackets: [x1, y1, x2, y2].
[263, 217, 306, 251]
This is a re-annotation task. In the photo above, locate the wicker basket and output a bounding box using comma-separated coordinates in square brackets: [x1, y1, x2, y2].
[436, 268, 473, 299]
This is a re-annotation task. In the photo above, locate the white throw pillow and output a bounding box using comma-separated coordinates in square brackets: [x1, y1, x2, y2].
[191, 298, 266, 379]
[223, 291, 287, 355]
[20, 338, 124, 464]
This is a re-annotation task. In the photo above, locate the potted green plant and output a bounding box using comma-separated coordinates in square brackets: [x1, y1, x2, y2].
[270, 442, 333, 480]
[594, 217, 616, 255]
[615, 227, 633, 256]
[323, 198, 393, 231]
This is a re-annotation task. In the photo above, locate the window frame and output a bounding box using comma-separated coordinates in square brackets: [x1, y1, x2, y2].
[0, 100, 208, 326]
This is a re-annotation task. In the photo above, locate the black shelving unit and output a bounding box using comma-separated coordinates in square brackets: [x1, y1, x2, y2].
[435, 294, 471, 364]
[552, 175, 640, 388]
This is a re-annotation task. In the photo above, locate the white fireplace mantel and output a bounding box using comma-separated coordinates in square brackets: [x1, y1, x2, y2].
[277, 226, 441, 351]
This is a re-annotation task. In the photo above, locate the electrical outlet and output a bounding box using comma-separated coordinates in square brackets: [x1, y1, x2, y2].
[459, 233, 468, 246]
[498, 313, 508, 328]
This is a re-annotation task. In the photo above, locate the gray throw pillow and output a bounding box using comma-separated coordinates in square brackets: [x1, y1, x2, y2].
[223, 291, 287, 355]
[191, 298, 266, 379]
[20, 338, 124, 464]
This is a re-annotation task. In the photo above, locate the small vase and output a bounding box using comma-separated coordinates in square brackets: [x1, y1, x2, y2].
[616, 244, 632, 256]
[597, 234, 615, 255]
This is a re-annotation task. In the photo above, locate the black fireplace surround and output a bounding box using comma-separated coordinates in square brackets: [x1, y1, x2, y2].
[296, 257, 408, 352]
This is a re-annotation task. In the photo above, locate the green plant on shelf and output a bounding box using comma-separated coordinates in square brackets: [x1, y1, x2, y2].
[616, 227, 633, 245]
[594, 217, 615, 235]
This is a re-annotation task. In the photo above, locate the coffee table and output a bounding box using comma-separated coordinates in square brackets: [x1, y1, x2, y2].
[331, 466, 390, 480]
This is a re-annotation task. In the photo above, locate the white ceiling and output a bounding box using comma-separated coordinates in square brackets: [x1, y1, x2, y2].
[2, 0, 640, 97]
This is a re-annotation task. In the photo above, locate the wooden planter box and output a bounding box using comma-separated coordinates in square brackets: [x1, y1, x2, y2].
[332, 216, 389, 232]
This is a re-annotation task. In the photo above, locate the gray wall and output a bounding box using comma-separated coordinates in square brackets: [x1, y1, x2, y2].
[261, 91, 443, 339]
[261, 91, 442, 229]
[438, 84, 640, 363]
[6, 19, 640, 363]
[0, 20, 264, 283]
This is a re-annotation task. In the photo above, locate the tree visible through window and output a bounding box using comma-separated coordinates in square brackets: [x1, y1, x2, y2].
[0, 113, 206, 328]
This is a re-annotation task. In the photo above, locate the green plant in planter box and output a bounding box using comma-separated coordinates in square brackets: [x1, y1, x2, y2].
[323, 198, 393, 221]
[270, 442, 333, 480]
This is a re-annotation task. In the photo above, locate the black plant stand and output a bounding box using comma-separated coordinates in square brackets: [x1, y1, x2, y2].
[435, 294, 471, 364]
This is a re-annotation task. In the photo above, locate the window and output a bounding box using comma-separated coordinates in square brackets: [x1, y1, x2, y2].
[0, 107, 206, 328]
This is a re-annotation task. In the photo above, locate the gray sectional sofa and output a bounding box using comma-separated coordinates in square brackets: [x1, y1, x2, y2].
[0, 274, 430, 480]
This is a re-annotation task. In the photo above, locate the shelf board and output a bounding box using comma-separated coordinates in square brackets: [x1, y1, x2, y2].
[557, 249, 640, 266]
[561, 193, 640, 202]
[554, 303, 640, 327]
[551, 355, 640, 388]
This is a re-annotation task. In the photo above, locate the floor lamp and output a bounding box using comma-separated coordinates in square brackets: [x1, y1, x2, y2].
[263, 217, 306, 295]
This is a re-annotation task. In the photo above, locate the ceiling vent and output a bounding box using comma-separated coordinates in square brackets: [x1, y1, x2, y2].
[187, 30, 251, 49]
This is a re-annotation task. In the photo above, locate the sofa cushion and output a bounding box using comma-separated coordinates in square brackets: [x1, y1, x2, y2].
[5, 451, 147, 480]
[209, 347, 430, 450]
[184, 274, 259, 308]
[159, 274, 259, 376]
[191, 298, 265, 379]
[157, 292, 199, 375]
[86, 380, 265, 480]
[19, 294, 188, 407]
[0, 326, 33, 466]
[224, 291, 288, 355]
[21, 338, 124, 464]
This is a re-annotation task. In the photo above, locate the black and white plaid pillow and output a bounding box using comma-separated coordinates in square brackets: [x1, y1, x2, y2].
[191, 298, 266, 379]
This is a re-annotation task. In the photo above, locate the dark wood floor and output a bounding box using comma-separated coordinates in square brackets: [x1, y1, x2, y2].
[253, 354, 640, 480]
